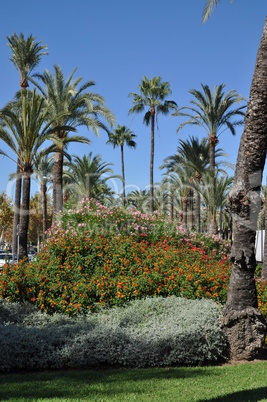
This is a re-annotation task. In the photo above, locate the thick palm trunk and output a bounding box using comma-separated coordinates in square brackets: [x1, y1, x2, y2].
[41, 183, 47, 236]
[222, 18, 267, 360]
[262, 194, 267, 279]
[150, 108, 155, 214]
[261, 175, 267, 279]
[207, 214, 218, 235]
[53, 150, 63, 217]
[12, 161, 22, 255]
[18, 173, 31, 260]
[121, 145, 126, 207]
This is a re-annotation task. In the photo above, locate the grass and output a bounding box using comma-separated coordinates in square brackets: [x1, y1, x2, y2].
[0, 362, 267, 401]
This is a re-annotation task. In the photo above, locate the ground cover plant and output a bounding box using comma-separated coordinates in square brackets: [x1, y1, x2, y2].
[0, 297, 227, 371]
[0, 198, 234, 316]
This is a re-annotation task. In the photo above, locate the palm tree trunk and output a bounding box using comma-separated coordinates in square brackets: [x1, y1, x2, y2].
[18, 172, 31, 260]
[170, 193, 174, 220]
[41, 183, 47, 236]
[188, 188, 194, 231]
[209, 135, 218, 170]
[261, 176, 267, 279]
[150, 108, 155, 214]
[208, 214, 218, 235]
[261, 191, 267, 279]
[12, 161, 22, 255]
[121, 145, 126, 207]
[195, 172, 201, 233]
[222, 18, 267, 361]
[53, 150, 63, 217]
[182, 196, 188, 230]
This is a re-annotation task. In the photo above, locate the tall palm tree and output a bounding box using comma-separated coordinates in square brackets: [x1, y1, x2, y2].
[203, 0, 267, 360]
[32, 64, 115, 215]
[129, 75, 177, 214]
[0, 90, 56, 259]
[7, 33, 48, 89]
[107, 125, 137, 206]
[6, 32, 48, 255]
[64, 153, 117, 205]
[173, 83, 245, 170]
[34, 151, 54, 236]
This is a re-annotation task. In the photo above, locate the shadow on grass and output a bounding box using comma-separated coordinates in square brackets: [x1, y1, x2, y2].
[198, 386, 267, 402]
[0, 366, 216, 400]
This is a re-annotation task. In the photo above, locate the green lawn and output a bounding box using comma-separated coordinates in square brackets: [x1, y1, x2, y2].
[0, 362, 267, 401]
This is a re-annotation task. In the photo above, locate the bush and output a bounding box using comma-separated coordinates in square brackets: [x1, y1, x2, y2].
[0, 199, 231, 315]
[0, 297, 228, 371]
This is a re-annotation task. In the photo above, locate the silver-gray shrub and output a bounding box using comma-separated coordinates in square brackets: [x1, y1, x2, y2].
[0, 296, 227, 371]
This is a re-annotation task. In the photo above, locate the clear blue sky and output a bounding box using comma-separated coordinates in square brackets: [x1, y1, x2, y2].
[0, 0, 266, 199]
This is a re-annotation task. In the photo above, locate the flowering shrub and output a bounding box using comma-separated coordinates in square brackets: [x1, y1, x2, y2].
[0, 199, 233, 316]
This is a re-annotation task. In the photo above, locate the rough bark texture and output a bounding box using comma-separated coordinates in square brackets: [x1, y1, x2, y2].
[150, 108, 155, 214]
[224, 18, 267, 361]
[207, 217, 218, 235]
[12, 162, 22, 255]
[209, 135, 218, 170]
[53, 151, 64, 217]
[221, 307, 266, 361]
[261, 187, 267, 279]
[18, 173, 31, 260]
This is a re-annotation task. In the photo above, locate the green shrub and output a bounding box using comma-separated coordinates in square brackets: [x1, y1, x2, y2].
[0, 199, 231, 315]
[0, 297, 228, 371]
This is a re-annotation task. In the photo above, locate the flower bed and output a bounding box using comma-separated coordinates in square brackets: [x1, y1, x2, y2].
[0, 199, 234, 316]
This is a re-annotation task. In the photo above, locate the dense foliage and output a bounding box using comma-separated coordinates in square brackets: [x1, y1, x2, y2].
[0, 198, 233, 316]
[0, 297, 227, 371]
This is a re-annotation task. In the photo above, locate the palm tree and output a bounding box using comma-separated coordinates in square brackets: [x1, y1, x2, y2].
[34, 151, 54, 236]
[161, 136, 210, 231]
[0, 90, 56, 259]
[203, 0, 267, 360]
[6, 32, 48, 255]
[32, 64, 115, 215]
[197, 170, 233, 235]
[161, 136, 227, 232]
[173, 83, 245, 170]
[161, 172, 187, 225]
[7, 33, 48, 89]
[261, 183, 267, 280]
[107, 125, 137, 206]
[129, 76, 177, 214]
[126, 189, 150, 213]
[64, 153, 117, 205]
